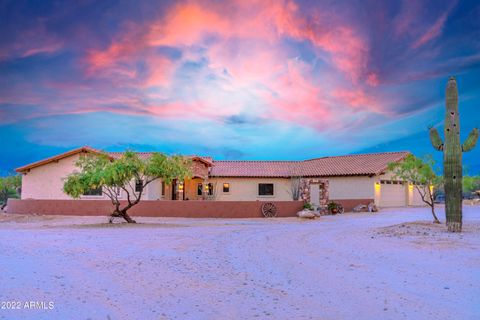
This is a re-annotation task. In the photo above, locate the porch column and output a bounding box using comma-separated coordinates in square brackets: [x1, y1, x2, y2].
[203, 177, 209, 200]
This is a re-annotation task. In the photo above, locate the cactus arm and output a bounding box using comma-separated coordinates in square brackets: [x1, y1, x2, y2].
[429, 127, 444, 151]
[462, 128, 479, 152]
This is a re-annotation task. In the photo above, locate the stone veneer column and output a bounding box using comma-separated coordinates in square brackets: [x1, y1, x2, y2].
[299, 178, 329, 213]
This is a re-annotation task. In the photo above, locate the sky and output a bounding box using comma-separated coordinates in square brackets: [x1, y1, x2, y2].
[1, 0, 479, 174]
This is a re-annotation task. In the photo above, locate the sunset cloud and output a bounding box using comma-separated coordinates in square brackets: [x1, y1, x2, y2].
[77, 0, 379, 131]
[1, 0, 479, 173]
[411, 7, 453, 49]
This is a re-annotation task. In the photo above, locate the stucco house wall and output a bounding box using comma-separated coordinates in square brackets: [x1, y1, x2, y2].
[327, 176, 375, 200]
[21, 153, 82, 200]
[20, 153, 166, 201]
[20, 159, 396, 204]
[209, 176, 379, 202]
[17, 147, 423, 208]
[146, 179, 162, 200]
[208, 178, 293, 201]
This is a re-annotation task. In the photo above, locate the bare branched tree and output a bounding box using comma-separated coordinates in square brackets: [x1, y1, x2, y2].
[290, 177, 302, 201]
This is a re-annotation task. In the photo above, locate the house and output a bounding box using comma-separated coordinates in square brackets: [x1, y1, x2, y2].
[15, 146, 425, 208]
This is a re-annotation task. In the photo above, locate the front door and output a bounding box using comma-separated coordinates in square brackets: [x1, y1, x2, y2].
[310, 183, 320, 207]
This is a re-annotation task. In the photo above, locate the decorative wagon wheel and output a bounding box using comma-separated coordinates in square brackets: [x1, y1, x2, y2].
[337, 204, 345, 214]
[261, 202, 277, 218]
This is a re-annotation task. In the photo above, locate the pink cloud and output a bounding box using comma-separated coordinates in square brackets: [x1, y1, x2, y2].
[366, 72, 380, 87]
[12, 1, 379, 132]
[86, 45, 175, 88]
[20, 41, 64, 58]
[412, 12, 449, 49]
[142, 56, 175, 88]
[146, 3, 230, 47]
[289, 23, 368, 82]
[260, 59, 333, 129]
[393, 0, 422, 37]
[332, 88, 382, 113]
[411, 2, 457, 49]
[0, 21, 64, 61]
[86, 1, 369, 82]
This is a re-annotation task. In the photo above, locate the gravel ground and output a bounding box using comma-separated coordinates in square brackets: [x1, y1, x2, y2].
[0, 206, 479, 320]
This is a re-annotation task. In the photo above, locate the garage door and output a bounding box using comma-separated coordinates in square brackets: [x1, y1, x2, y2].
[380, 181, 406, 207]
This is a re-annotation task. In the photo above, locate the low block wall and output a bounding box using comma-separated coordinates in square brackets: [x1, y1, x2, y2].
[330, 199, 374, 212]
[6, 199, 304, 218]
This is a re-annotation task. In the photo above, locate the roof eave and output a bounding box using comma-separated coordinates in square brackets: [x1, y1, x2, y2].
[191, 156, 213, 167]
[15, 146, 109, 173]
[374, 151, 412, 176]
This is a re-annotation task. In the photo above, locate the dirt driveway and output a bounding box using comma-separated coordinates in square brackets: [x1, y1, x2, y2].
[0, 206, 479, 319]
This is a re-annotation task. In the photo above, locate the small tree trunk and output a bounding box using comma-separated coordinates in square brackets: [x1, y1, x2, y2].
[110, 209, 137, 223]
[430, 205, 440, 224]
[120, 209, 136, 223]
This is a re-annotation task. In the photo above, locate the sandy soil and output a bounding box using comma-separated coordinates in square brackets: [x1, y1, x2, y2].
[0, 206, 479, 319]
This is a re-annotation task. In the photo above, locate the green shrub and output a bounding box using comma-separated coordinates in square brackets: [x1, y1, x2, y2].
[303, 202, 314, 210]
[327, 201, 339, 211]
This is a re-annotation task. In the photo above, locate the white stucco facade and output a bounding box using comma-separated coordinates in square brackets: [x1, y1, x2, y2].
[20, 158, 423, 207]
[17, 148, 424, 208]
[20, 153, 163, 201]
[21, 154, 82, 200]
[208, 178, 293, 201]
[327, 176, 376, 200]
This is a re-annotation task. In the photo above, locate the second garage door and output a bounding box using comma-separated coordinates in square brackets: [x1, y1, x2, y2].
[380, 181, 407, 207]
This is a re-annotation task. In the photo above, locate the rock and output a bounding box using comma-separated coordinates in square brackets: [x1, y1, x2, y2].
[368, 202, 378, 212]
[353, 203, 379, 213]
[353, 204, 368, 212]
[297, 210, 316, 219]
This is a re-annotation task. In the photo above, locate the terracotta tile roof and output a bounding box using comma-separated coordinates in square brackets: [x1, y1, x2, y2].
[299, 152, 409, 177]
[108, 152, 212, 166]
[210, 152, 410, 177]
[209, 161, 301, 178]
[16, 145, 408, 178]
[16, 147, 212, 173]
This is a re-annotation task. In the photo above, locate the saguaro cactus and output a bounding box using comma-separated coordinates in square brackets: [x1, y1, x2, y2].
[429, 76, 479, 232]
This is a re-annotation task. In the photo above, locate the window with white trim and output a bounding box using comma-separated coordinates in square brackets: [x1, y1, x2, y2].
[83, 187, 102, 196]
[223, 183, 230, 193]
[135, 180, 143, 192]
[258, 183, 274, 196]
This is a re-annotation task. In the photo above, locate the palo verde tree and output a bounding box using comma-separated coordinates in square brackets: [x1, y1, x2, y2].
[63, 151, 191, 223]
[0, 174, 21, 210]
[388, 154, 442, 224]
[429, 76, 478, 232]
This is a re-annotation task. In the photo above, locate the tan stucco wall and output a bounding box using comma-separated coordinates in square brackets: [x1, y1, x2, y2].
[208, 178, 293, 201]
[21, 154, 164, 201]
[327, 176, 376, 200]
[20, 155, 419, 207]
[146, 179, 162, 200]
[21, 154, 84, 200]
[193, 175, 391, 202]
